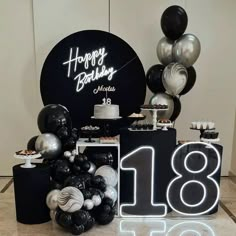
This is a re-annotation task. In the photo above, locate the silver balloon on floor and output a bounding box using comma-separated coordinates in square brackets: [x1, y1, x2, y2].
[149, 93, 174, 120]
[173, 34, 201, 68]
[35, 133, 62, 159]
[162, 63, 187, 96]
[156, 37, 174, 65]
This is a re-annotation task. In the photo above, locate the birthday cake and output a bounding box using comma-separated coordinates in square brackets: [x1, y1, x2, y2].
[93, 104, 120, 119]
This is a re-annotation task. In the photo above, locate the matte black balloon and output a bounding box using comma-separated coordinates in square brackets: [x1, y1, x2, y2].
[81, 161, 91, 172]
[64, 176, 85, 190]
[84, 147, 117, 169]
[63, 137, 76, 150]
[71, 128, 79, 140]
[179, 66, 197, 95]
[84, 217, 95, 232]
[27, 135, 38, 150]
[50, 180, 63, 190]
[146, 64, 165, 93]
[56, 211, 73, 228]
[52, 159, 71, 183]
[70, 224, 84, 235]
[57, 126, 70, 140]
[161, 5, 188, 40]
[96, 212, 115, 225]
[37, 104, 72, 134]
[72, 210, 88, 226]
[170, 96, 181, 121]
[101, 205, 112, 214]
[73, 164, 82, 175]
[81, 189, 92, 199]
[102, 198, 114, 207]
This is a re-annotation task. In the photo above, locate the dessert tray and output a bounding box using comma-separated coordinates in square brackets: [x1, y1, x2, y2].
[91, 116, 122, 120]
[14, 150, 41, 168]
[201, 137, 220, 143]
[157, 122, 173, 131]
[81, 126, 100, 143]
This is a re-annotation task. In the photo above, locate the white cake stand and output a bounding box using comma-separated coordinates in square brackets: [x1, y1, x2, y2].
[157, 122, 173, 131]
[14, 153, 41, 168]
[141, 108, 168, 130]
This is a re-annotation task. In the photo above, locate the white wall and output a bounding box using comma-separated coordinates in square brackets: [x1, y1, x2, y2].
[1, 0, 236, 175]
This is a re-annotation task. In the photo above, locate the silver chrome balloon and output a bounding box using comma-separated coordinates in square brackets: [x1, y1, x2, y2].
[88, 161, 96, 175]
[156, 37, 174, 65]
[162, 63, 187, 96]
[35, 133, 62, 159]
[173, 34, 201, 68]
[149, 93, 174, 120]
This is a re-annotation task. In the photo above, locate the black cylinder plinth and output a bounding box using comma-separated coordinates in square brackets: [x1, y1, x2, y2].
[13, 163, 51, 224]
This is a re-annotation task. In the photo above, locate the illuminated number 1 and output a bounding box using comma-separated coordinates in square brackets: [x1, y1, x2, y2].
[120, 146, 167, 217]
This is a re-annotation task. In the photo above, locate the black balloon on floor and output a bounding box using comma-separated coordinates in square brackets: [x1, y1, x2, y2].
[70, 224, 85, 235]
[179, 66, 197, 95]
[37, 104, 72, 134]
[161, 5, 188, 40]
[27, 135, 38, 150]
[72, 210, 88, 226]
[146, 64, 166, 93]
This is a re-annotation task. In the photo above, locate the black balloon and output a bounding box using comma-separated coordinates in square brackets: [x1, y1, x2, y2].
[52, 159, 71, 183]
[161, 5, 188, 40]
[170, 96, 181, 121]
[102, 197, 114, 208]
[72, 210, 88, 226]
[70, 224, 84, 235]
[56, 211, 73, 228]
[64, 176, 85, 190]
[27, 135, 38, 150]
[84, 147, 117, 169]
[179, 66, 197, 95]
[96, 212, 115, 225]
[81, 189, 92, 199]
[57, 126, 70, 140]
[84, 217, 95, 232]
[37, 104, 72, 134]
[146, 64, 165, 93]
[63, 137, 76, 150]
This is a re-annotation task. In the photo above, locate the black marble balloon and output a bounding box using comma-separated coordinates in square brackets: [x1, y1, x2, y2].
[37, 104, 72, 134]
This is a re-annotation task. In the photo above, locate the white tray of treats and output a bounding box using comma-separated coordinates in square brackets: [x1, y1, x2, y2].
[14, 150, 41, 168]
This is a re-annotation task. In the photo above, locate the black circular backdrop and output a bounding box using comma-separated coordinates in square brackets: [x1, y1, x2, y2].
[40, 30, 146, 129]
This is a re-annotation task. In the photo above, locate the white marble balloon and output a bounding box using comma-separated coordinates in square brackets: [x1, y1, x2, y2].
[46, 189, 60, 210]
[92, 195, 102, 206]
[57, 187, 84, 213]
[95, 165, 118, 187]
[83, 199, 94, 210]
[104, 185, 118, 203]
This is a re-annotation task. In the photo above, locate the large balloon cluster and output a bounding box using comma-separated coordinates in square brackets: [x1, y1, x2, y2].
[147, 5, 200, 121]
[26, 104, 118, 235]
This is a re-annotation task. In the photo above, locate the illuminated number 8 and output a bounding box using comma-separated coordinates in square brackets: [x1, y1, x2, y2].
[166, 142, 221, 216]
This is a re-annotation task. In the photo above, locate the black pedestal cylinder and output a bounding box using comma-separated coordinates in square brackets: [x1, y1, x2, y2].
[13, 164, 51, 224]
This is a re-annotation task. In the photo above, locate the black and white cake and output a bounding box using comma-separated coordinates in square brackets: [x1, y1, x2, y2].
[93, 104, 120, 119]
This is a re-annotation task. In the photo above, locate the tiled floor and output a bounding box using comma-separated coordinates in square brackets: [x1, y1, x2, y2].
[0, 177, 236, 235]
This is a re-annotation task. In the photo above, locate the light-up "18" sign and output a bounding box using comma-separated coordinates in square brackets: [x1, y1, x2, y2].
[120, 142, 221, 217]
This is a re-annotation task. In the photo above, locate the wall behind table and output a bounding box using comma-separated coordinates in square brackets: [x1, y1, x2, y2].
[1, 0, 236, 175]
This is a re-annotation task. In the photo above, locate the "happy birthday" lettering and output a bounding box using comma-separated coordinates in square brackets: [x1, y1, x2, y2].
[62, 47, 117, 92]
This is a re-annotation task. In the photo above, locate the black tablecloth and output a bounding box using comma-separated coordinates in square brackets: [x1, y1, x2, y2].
[13, 164, 51, 224]
[120, 128, 176, 212]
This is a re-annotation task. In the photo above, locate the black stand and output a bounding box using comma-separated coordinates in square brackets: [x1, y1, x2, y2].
[13, 164, 51, 224]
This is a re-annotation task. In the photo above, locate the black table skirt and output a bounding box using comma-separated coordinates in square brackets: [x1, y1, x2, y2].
[13, 164, 51, 224]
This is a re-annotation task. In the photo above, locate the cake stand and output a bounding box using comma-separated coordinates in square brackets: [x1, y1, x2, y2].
[141, 108, 168, 130]
[190, 127, 215, 138]
[14, 153, 41, 168]
[91, 117, 122, 137]
[126, 115, 146, 124]
[80, 128, 100, 143]
[157, 122, 173, 131]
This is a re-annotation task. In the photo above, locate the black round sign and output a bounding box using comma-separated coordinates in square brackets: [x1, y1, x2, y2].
[40, 30, 146, 128]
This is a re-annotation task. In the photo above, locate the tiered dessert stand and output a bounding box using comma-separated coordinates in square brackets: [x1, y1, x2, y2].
[141, 107, 168, 130]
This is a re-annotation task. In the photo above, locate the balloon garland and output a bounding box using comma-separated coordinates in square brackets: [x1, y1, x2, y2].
[26, 104, 118, 235]
[146, 5, 201, 121]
